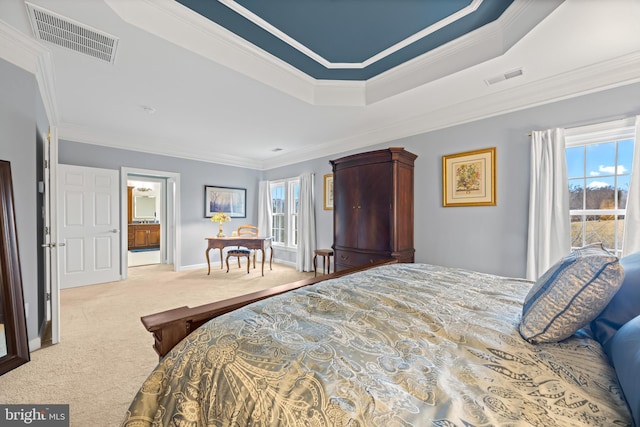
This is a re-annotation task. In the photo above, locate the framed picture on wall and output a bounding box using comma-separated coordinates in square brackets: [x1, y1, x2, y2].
[323, 174, 333, 210]
[204, 185, 246, 218]
[442, 147, 496, 207]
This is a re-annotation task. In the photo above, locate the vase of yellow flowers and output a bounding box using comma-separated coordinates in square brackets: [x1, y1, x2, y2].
[211, 212, 231, 237]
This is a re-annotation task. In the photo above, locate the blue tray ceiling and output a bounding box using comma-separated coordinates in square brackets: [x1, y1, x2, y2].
[176, 0, 516, 80]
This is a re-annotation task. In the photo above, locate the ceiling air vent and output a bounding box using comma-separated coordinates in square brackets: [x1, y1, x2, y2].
[26, 2, 119, 64]
[484, 67, 524, 86]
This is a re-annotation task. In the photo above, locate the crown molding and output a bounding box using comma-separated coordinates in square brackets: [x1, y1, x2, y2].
[58, 122, 263, 170]
[0, 19, 42, 73]
[366, 0, 563, 104]
[217, 0, 483, 70]
[263, 51, 640, 170]
[0, 19, 59, 124]
[5, 2, 636, 171]
[34, 50, 59, 124]
[55, 51, 640, 171]
[104, 0, 319, 104]
[105, 0, 560, 107]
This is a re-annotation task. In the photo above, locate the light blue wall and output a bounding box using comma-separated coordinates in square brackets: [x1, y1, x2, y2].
[265, 83, 640, 278]
[4, 48, 640, 346]
[58, 142, 261, 268]
[0, 59, 40, 341]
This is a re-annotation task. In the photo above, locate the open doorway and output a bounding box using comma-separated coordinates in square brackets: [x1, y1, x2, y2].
[121, 167, 181, 278]
[127, 178, 162, 267]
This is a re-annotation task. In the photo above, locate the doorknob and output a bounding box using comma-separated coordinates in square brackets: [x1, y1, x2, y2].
[41, 242, 65, 247]
[109, 229, 119, 233]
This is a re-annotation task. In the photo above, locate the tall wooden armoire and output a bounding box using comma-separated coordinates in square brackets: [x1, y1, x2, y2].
[331, 147, 417, 271]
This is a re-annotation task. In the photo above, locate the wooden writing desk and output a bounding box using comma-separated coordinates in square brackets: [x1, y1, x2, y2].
[205, 236, 273, 276]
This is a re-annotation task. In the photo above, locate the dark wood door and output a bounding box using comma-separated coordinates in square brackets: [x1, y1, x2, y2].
[357, 162, 391, 252]
[334, 166, 359, 249]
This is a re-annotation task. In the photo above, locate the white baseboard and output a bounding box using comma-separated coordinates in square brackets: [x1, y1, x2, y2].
[29, 337, 41, 352]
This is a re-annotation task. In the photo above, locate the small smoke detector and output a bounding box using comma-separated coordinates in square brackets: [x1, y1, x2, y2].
[26, 2, 119, 64]
[484, 67, 524, 86]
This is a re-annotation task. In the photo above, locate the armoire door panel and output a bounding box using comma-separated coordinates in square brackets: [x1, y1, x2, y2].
[334, 166, 360, 249]
[357, 163, 392, 251]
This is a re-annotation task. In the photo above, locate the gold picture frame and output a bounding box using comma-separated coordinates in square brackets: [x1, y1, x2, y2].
[323, 173, 333, 210]
[442, 147, 496, 207]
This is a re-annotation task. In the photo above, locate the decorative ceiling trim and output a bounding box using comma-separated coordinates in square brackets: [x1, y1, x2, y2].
[57, 122, 264, 170]
[263, 52, 640, 170]
[105, 0, 561, 107]
[217, 0, 483, 70]
[51, 52, 640, 171]
[0, 20, 59, 125]
[365, 0, 562, 105]
[105, 0, 324, 104]
[0, 19, 44, 73]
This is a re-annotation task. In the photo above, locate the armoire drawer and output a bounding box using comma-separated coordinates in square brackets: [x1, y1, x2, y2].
[334, 250, 389, 269]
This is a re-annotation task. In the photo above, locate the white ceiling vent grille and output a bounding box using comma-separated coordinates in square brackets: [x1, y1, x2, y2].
[26, 2, 119, 63]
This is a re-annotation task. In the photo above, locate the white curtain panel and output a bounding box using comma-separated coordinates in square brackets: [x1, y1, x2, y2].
[296, 173, 317, 272]
[622, 116, 640, 256]
[526, 128, 571, 280]
[257, 181, 272, 239]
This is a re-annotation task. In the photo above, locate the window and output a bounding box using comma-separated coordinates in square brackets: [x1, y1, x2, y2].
[270, 178, 300, 247]
[565, 119, 636, 257]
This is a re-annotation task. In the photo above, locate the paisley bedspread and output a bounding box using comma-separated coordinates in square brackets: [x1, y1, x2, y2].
[123, 263, 632, 426]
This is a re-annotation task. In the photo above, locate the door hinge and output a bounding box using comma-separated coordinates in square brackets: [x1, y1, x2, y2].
[46, 292, 51, 301]
[45, 226, 49, 235]
[44, 159, 49, 168]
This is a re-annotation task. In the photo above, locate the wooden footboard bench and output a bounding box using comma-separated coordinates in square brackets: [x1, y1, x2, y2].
[141, 259, 398, 358]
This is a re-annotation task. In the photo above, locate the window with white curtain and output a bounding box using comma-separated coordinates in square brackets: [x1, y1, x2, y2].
[270, 178, 300, 247]
[565, 118, 636, 257]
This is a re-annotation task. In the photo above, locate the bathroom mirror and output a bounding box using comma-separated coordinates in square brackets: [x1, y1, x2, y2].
[0, 160, 29, 375]
[134, 195, 156, 219]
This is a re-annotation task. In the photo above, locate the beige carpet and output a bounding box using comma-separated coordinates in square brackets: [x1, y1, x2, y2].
[0, 262, 314, 426]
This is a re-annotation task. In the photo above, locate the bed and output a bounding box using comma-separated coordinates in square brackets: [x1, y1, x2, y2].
[123, 248, 639, 426]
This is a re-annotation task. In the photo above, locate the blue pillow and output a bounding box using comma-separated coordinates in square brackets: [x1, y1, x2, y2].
[591, 251, 640, 357]
[610, 315, 640, 427]
[519, 243, 625, 343]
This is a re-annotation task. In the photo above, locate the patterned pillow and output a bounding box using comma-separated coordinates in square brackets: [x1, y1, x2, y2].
[519, 243, 625, 344]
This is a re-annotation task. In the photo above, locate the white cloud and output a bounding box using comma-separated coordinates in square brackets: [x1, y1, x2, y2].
[590, 164, 628, 176]
[587, 180, 610, 189]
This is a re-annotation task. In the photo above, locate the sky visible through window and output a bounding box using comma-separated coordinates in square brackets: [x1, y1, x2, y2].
[567, 139, 634, 194]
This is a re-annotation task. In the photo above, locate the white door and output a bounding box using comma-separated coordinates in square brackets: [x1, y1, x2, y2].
[58, 165, 121, 288]
[43, 127, 59, 343]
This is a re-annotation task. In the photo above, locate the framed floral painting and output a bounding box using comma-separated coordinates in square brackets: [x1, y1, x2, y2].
[323, 173, 333, 210]
[442, 147, 496, 207]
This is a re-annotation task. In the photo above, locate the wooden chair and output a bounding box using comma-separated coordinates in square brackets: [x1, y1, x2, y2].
[225, 225, 258, 273]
